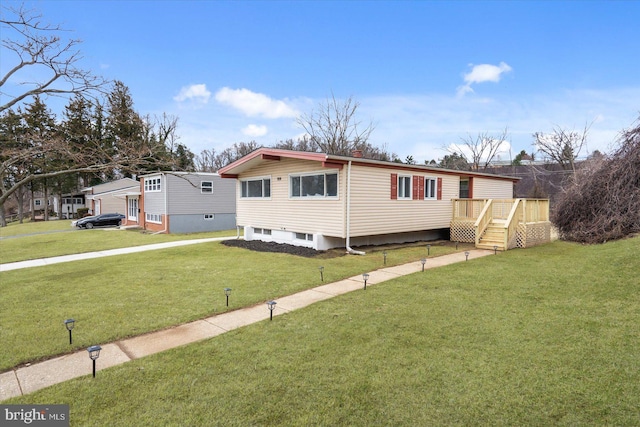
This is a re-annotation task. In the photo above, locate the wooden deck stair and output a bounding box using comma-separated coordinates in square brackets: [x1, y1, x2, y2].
[477, 220, 507, 251]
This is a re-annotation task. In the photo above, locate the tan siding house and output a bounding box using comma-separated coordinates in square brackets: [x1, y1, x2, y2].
[220, 149, 517, 251]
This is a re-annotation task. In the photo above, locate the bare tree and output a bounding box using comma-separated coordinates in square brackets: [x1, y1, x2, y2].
[0, 4, 108, 113]
[533, 123, 591, 172]
[445, 128, 509, 171]
[297, 94, 375, 156]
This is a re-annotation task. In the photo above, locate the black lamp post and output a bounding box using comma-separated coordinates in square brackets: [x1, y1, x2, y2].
[87, 345, 102, 378]
[67, 205, 71, 219]
[224, 287, 232, 307]
[362, 273, 369, 290]
[383, 251, 387, 266]
[267, 300, 277, 321]
[465, 251, 470, 261]
[493, 245, 498, 255]
[64, 318, 75, 345]
[319, 266, 324, 282]
[427, 244, 431, 256]
[420, 258, 426, 272]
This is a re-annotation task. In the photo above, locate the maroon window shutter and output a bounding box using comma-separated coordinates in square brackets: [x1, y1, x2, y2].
[412, 176, 420, 200]
[391, 173, 398, 200]
[468, 177, 473, 199]
[437, 177, 443, 200]
[418, 177, 425, 200]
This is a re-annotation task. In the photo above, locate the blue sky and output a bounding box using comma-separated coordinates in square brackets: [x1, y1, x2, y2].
[4, 0, 640, 163]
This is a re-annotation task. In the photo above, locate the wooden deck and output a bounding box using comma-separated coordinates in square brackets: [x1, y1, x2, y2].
[451, 199, 551, 251]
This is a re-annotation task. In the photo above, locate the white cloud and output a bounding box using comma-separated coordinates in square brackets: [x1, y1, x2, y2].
[215, 87, 299, 119]
[242, 124, 268, 137]
[457, 62, 512, 97]
[174, 84, 212, 103]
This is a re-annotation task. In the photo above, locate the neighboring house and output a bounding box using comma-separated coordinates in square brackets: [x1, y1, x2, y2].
[219, 148, 521, 251]
[82, 178, 139, 216]
[124, 172, 236, 234]
[53, 193, 86, 218]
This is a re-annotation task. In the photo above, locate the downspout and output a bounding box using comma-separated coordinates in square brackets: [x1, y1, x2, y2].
[345, 160, 365, 255]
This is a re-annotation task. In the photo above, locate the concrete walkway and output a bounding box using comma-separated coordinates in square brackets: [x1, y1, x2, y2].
[0, 249, 492, 401]
[0, 237, 235, 272]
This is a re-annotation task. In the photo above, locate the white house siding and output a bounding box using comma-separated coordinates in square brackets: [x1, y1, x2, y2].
[235, 158, 345, 238]
[473, 177, 514, 199]
[348, 164, 457, 237]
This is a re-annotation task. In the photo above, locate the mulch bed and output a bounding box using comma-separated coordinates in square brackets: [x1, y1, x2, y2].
[221, 239, 330, 258]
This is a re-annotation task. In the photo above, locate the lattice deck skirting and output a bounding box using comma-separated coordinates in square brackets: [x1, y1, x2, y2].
[451, 220, 551, 249]
[517, 222, 551, 248]
[450, 220, 476, 243]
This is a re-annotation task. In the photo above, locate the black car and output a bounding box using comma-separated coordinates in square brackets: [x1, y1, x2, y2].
[75, 213, 125, 229]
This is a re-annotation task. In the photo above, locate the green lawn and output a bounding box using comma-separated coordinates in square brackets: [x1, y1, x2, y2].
[0, 232, 459, 371]
[4, 237, 639, 425]
[0, 220, 240, 263]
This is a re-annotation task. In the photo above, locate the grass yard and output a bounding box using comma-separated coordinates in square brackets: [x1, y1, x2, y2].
[0, 232, 460, 371]
[0, 220, 240, 263]
[4, 236, 639, 425]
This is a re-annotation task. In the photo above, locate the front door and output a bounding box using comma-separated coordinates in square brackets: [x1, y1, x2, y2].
[128, 197, 138, 223]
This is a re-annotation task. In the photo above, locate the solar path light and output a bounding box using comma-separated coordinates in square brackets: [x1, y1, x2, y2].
[267, 300, 277, 321]
[362, 273, 370, 290]
[383, 251, 387, 266]
[420, 258, 426, 272]
[494, 245, 498, 255]
[87, 345, 102, 378]
[64, 318, 75, 345]
[427, 244, 431, 256]
[465, 251, 470, 261]
[319, 266, 324, 282]
[224, 288, 232, 307]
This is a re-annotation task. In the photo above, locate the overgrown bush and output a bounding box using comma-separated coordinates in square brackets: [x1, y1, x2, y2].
[552, 117, 640, 243]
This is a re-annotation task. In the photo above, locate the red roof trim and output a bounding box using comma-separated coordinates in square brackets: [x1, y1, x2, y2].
[261, 154, 281, 161]
[218, 148, 518, 182]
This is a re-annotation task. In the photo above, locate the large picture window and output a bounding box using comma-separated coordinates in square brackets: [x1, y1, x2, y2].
[290, 172, 338, 198]
[241, 177, 271, 198]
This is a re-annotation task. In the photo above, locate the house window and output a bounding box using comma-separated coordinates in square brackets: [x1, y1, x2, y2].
[460, 179, 470, 198]
[295, 232, 314, 241]
[144, 177, 162, 192]
[241, 177, 271, 198]
[398, 175, 412, 199]
[425, 178, 437, 199]
[263, 228, 272, 235]
[201, 181, 213, 194]
[35, 200, 42, 207]
[204, 214, 214, 220]
[146, 213, 162, 223]
[290, 172, 338, 198]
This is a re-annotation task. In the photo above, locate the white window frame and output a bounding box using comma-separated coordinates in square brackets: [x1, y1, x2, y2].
[425, 177, 437, 200]
[398, 175, 412, 199]
[201, 181, 213, 194]
[289, 171, 339, 199]
[295, 232, 314, 241]
[146, 213, 162, 224]
[34, 200, 42, 207]
[144, 177, 162, 192]
[240, 176, 271, 198]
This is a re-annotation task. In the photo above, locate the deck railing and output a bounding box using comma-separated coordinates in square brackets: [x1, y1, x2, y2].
[473, 200, 493, 246]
